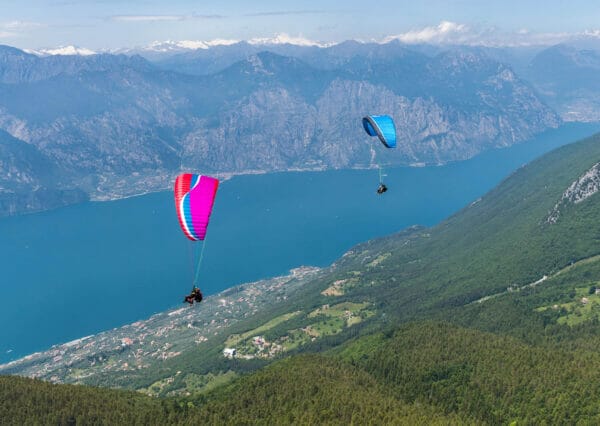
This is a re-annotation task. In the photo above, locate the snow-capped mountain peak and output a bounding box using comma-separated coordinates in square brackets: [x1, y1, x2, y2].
[129, 34, 334, 54]
[247, 33, 334, 48]
[142, 39, 240, 52]
[26, 45, 97, 56]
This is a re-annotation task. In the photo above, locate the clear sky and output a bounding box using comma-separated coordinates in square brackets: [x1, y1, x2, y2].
[2, 0, 600, 50]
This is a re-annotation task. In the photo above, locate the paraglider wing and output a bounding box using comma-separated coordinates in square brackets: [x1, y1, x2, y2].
[174, 173, 219, 241]
[362, 115, 397, 148]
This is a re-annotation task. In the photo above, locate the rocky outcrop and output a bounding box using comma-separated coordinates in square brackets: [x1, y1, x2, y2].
[547, 162, 600, 223]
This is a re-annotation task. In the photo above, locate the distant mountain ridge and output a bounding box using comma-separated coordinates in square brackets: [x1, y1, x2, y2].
[0, 43, 560, 216]
[155, 40, 600, 123]
[526, 44, 600, 121]
[0, 46, 150, 84]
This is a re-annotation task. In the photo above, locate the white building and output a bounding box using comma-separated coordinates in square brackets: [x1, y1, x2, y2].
[223, 348, 236, 358]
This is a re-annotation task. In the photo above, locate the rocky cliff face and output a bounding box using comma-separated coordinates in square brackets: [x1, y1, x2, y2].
[547, 162, 600, 224]
[0, 45, 560, 216]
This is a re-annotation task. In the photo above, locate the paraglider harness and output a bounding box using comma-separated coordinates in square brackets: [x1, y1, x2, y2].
[184, 286, 203, 305]
[376, 166, 388, 195]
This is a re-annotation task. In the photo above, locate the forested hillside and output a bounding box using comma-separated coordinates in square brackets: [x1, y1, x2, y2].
[0, 375, 199, 425]
[1, 362, 467, 425]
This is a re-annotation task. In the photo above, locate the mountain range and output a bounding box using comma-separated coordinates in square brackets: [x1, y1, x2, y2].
[0, 41, 564, 216]
[155, 40, 600, 122]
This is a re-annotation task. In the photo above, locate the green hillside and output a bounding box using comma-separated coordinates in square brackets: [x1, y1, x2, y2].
[192, 355, 469, 425]
[1, 362, 465, 425]
[191, 321, 600, 424]
[0, 375, 201, 425]
[5, 132, 600, 423]
[339, 322, 600, 424]
[341, 132, 600, 321]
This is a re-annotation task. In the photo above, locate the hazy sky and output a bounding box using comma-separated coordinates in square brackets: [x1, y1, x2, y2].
[2, 0, 600, 50]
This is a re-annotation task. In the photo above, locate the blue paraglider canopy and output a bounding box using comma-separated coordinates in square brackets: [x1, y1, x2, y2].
[362, 115, 397, 148]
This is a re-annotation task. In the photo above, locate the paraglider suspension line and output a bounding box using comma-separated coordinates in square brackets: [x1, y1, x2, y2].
[378, 166, 384, 184]
[192, 239, 207, 287]
[187, 242, 195, 285]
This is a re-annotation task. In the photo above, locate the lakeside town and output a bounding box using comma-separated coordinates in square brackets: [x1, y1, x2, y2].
[0, 266, 322, 384]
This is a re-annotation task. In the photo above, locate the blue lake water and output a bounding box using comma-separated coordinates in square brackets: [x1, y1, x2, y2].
[0, 123, 598, 363]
